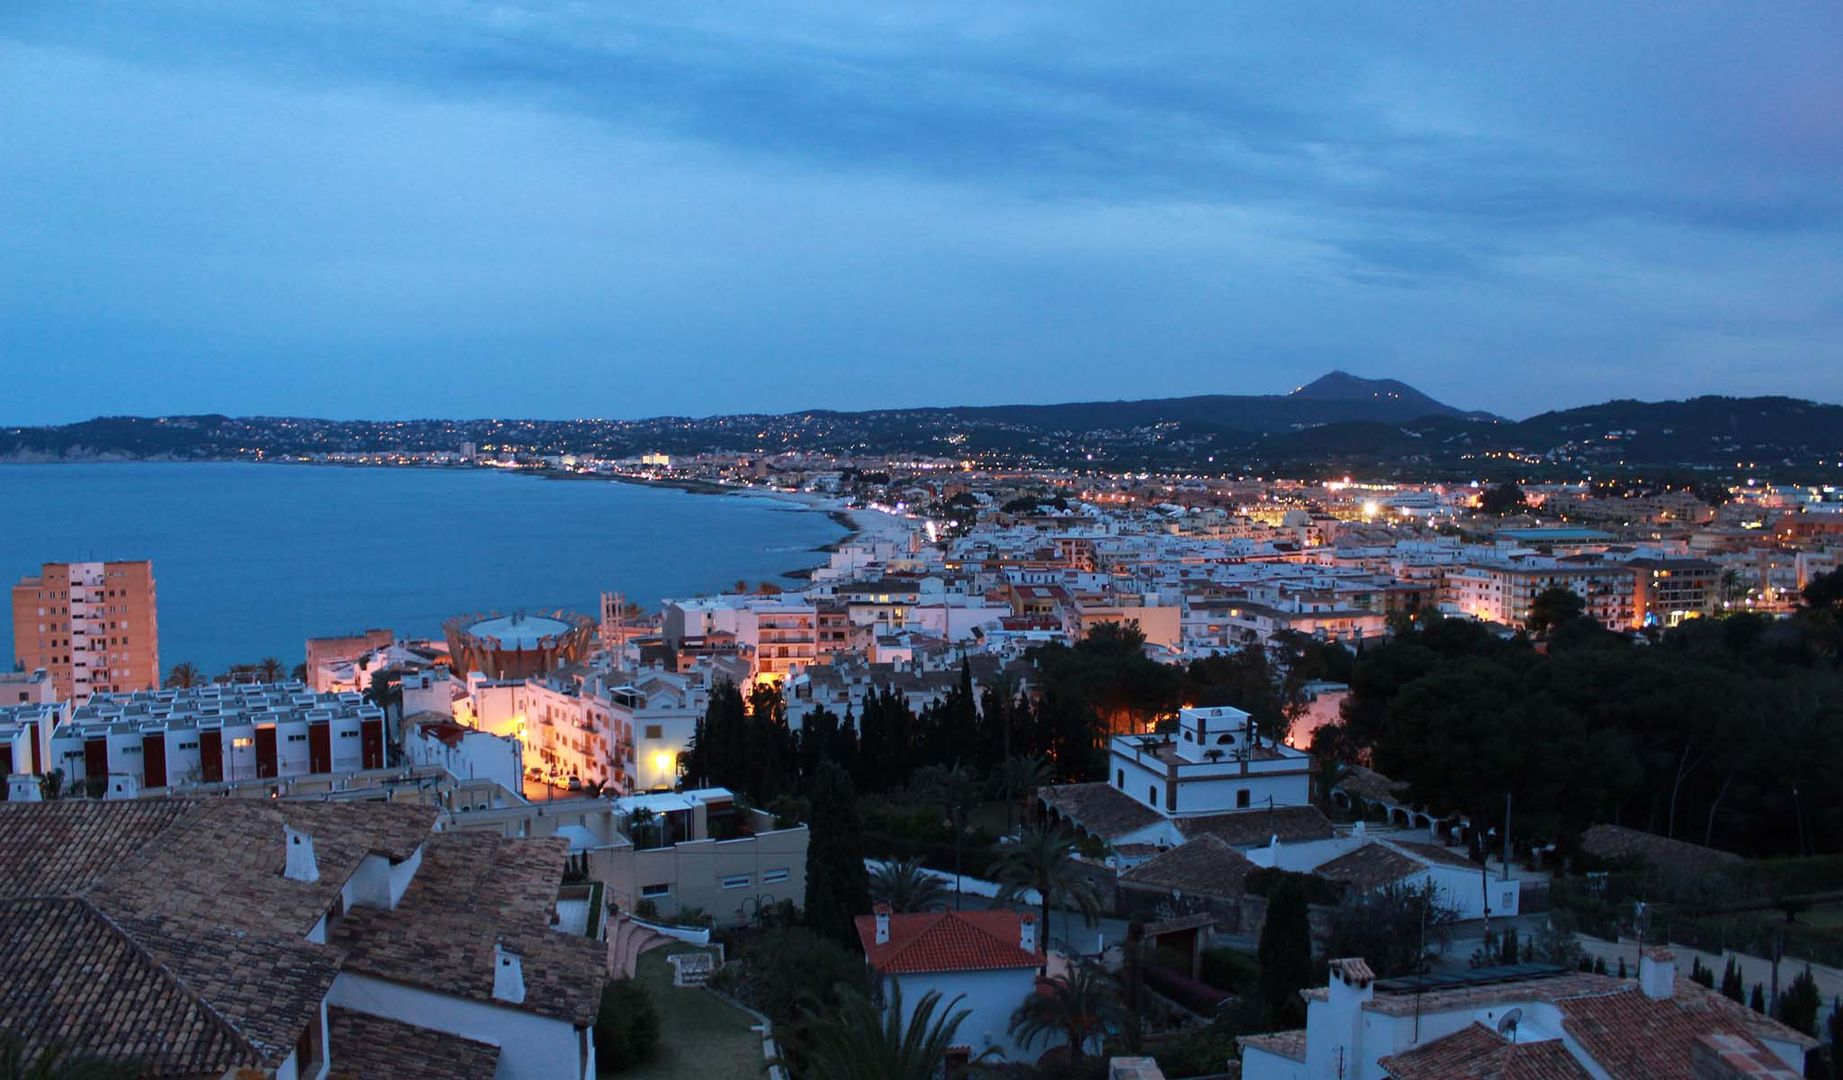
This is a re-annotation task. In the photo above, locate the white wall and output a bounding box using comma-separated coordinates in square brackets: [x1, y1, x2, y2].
[886, 967, 1043, 1064]
[327, 972, 590, 1080]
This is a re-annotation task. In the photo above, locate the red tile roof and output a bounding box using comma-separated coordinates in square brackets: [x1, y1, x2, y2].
[854, 910, 1041, 974]
[1378, 1022, 1593, 1080]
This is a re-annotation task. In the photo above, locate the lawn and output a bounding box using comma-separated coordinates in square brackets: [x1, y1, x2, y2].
[617, 945, 766, 1080]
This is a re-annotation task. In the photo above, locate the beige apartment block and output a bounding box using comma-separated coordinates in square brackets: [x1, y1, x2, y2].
[11, 560, 159, 701]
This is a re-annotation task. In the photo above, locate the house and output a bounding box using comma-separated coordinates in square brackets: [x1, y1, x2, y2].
[856, 905, 1045, 1065]
[0, 797, 606, 1079]
[1238, 952, 1815, 1079]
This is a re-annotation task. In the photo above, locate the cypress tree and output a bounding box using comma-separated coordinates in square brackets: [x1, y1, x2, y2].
[803, 760, 871, 947]
[1257, 876, 1316, 1027]
[1721, 957, 1745, 1002]
[1750, 983, 1767, 1014]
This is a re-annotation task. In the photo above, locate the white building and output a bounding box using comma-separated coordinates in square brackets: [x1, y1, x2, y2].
[1239, 952, 1814, 1079]
[856, 906, 1050, 1066]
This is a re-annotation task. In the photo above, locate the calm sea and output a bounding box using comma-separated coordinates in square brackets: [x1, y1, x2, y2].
[0, 462, 845, 676]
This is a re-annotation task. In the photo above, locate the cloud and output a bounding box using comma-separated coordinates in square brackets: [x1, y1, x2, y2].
[0, 2, 1839, 421]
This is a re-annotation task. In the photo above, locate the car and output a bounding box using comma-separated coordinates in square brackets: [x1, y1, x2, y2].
[566, 776, 582, 791]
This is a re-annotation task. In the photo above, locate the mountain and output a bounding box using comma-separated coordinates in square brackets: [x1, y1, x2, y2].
[3, 377, 1837, 479]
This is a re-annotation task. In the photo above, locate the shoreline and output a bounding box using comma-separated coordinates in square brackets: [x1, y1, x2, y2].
[1, 454, 918, 590]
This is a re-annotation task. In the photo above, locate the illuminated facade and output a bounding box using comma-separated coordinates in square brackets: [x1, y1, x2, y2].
[11, 560, 160, 702]
[442, 610, 595, 680]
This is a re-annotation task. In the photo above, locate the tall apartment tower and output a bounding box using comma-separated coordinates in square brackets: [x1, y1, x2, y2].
[11, 560, 160, 701]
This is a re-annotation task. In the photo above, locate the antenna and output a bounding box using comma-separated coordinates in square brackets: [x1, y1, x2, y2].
[1496, 1007, 1522, 1043]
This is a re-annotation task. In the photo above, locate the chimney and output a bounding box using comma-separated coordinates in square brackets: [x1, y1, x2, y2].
[7, 775, 41, 802]
[1639, 947, 1677, 1000]
[873, 903, 892, 945]
[494, 940, 526, 1003]
[1020, 912, 1038, 955]
[284, 826, 320, 883]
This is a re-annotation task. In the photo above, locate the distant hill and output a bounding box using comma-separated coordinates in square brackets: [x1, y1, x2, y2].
[3, 375, 1838, 479]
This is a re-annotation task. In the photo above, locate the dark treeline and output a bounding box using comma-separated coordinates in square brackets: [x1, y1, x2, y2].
[682, 622, 1356, 805]
[1320, 570, 1843, 860]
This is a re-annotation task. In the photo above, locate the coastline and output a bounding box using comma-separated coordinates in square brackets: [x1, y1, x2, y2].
[1, 455, 917, 589]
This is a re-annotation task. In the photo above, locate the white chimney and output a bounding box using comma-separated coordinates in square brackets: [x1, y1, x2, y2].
[494, 940, 526, 1003]
[873, 903, 892, 945]
[7, 775, 42, 802]
[284, 826, 320, 883]
[1020, 912, 1038, 955]
[1639, 948, 1677, 1000]
[106, 772, 140, 801]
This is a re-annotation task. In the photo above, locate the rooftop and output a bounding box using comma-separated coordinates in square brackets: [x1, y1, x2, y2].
[854, 909, 1040, 975]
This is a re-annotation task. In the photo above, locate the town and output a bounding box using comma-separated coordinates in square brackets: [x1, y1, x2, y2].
[5, 454, 1842, 1080]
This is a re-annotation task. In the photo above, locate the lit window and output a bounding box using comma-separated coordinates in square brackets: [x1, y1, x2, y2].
[763, 868, 789, 884]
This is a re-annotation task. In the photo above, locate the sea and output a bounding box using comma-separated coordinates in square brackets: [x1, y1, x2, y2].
[0, 462, 846, 677]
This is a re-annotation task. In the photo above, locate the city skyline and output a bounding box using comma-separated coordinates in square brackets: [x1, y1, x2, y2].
[4, 4, 1840, 424]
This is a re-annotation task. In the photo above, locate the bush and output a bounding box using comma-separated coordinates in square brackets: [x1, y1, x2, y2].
[1197, 947, 1259, 994]
[1142, 962, 1230, 1017]
[593, 979, 661, 1071]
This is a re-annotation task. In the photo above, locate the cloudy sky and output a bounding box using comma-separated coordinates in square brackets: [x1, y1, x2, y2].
[3, 3, 1839, 423]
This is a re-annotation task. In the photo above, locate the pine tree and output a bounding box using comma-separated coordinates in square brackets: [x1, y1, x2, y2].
[804, 761, 871, 946]
[1721, 957, 1746, 1002]
[1257, 877, 1316, 1027]
[1776, 966, 1821, 1036]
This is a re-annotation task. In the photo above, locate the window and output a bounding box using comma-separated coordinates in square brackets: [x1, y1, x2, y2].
[640, 883, 671, 898]
[763, 868, 789, 884]
[1116, 769, 1124, 789]
[1236, 789, 1251, 809]
[722, 875, 752, 890]
[232, 737, 254, 749]
[1148, 785, 1157, 806]
[644, 724, 663, 740]
[287, 733, 307, 743]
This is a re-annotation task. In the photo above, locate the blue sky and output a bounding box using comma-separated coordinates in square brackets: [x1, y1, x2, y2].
[2, 3, 1839, 422]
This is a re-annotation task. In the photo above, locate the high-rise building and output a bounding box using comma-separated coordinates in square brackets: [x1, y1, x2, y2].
[10, 560, 159, 701]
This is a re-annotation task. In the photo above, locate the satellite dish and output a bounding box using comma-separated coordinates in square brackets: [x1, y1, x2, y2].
[1496, 1007, 1522, 1042]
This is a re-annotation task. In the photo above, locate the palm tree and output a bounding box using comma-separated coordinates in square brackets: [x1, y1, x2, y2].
[256, 656, 284, 683]
[993, 754, 1055, 836]
[991, 822, 1102, 955]
[628, 806, 663, 850]
[163, 661, 202, 689]
[916, 764, 981, 908]
[1008, 963, 1122, 1064]
[783, 984, 992, 1080]
[869, 858, 949, 913]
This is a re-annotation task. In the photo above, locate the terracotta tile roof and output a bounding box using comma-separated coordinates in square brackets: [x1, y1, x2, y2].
[1315, 843, 1424, 890]
[330, 831, 606, 1026]
[1557, 980, 1814, 1080]
[1578, 824, 1741, 875]
[1377, 1022, 1594, 1079]
[1391, 839, 1484, 869]
[1119, 835, 1255, 898]
[854, 910, 1040, 974]
[0, 798, 435, 1074]
[1337, 764, 1409, 805]
[1238, 1029, 1306, 1063]
[1174, 805, 1334, 847]
[328, 1008, 500, 1080]
[0, 898, 260, 1076]
[1040, 782, 1164, 840]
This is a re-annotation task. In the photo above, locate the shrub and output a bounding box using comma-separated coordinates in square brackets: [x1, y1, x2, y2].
[1197, 947, 1259, 994]
[593, 979, 661, 1071]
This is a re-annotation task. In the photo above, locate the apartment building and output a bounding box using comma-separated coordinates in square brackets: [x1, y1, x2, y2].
[10, 559, 159, 701]
[46, 683, 390, 794]
[1446, 557, 1639, 631]
[1629, 556, 1721, 626]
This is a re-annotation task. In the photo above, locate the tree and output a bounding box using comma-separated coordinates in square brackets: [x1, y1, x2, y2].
[1721, 956, 1746, 1003]
[1257, 876, 1315, 1027]
[1321, 881, 1459, 979]
[1008, 963, 1122, 1063]
[1750, 983, 1767, 1014]
[289, 662, 308, 683]
[804, 761, 871, 946]
[163, 662, 202, 689]
[1777, 965, 1822, 1036]
[1478, 481, 1527, 516]
[256, 656, 284, 683]
[915, 764, 981, 907]
[992, 823, 1102, 953]
[593, 978, 661, 1070]
[1527, 586, 1586, 638]
[994, 754, 1055, 836]
[783, 984, 988, 1080]
[869, 858, 949, 913]
[722, 927, 868, 1028]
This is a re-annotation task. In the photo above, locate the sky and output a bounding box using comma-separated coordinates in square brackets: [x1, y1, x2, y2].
[2, 3, 1839, 424]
